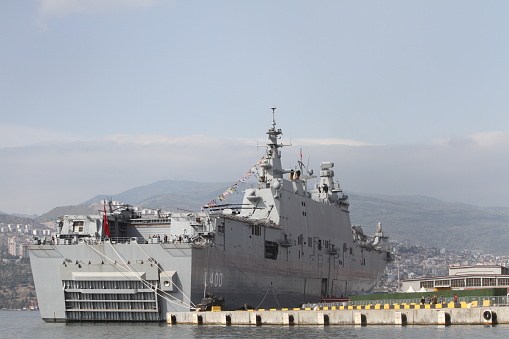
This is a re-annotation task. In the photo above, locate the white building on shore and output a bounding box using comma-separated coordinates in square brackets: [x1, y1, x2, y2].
[402, 265, 509, 292]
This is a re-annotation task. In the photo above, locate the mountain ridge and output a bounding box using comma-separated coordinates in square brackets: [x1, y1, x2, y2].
[2, 180, 507, 255]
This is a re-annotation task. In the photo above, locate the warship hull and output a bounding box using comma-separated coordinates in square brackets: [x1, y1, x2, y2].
[29, 209, 389, 322]
[29, 111, 391, 322]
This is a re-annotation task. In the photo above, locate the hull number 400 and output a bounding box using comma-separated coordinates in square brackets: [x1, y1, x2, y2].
[205, 271, 223, 288]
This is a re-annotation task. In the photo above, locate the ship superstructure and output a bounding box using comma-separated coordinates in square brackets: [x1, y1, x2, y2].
[29, 109, 391, 322]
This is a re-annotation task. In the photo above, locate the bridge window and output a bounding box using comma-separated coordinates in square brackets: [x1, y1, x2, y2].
[73, 221, 84, 233]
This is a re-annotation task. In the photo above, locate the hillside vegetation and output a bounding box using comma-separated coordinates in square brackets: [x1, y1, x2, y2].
[348, 193, 509, 255]
[0, 262, 36, 309]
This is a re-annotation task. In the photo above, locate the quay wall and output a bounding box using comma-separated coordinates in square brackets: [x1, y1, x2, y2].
[167, 306, 509, 326]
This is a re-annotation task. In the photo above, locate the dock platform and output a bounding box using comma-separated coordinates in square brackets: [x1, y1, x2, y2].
[167, 304, 508, 326]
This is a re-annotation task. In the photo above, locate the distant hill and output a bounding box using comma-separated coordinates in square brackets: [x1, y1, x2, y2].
[35, 180, 245, 221]
[348, 193, 509, 255]
[81, 180, 244, 211]
[16, 180, 509, 256]
[36, 204, 101, 223]
[0, 214, 44, 227]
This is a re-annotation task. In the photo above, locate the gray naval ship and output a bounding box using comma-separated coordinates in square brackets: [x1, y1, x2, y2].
[29, 109, 392, 322]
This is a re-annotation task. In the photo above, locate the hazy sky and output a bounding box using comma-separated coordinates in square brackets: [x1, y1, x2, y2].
[1, 1, 509, 215]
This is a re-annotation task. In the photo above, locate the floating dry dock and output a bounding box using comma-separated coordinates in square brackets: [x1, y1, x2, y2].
[167, 304, 509, 326]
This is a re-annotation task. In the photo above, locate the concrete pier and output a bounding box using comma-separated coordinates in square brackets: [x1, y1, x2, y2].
[167, 306, 507, 326]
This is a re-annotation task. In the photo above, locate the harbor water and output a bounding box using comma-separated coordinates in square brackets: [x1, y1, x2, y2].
[2, 310, 509, 339]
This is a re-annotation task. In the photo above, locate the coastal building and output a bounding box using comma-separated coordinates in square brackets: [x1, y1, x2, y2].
[402, 265, 509, 292]
[7, 236, 30, 258]
[8, 236, 21, 257]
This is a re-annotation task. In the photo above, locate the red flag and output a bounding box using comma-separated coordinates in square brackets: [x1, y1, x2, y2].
[300, 148, 302, 160]
[103, 204, 111, 237]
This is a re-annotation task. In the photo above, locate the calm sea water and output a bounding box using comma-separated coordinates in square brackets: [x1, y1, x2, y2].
[2, 310, 509, 339]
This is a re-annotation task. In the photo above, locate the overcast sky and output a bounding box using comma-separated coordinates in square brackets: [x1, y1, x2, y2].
[1, 1, 509, 215]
